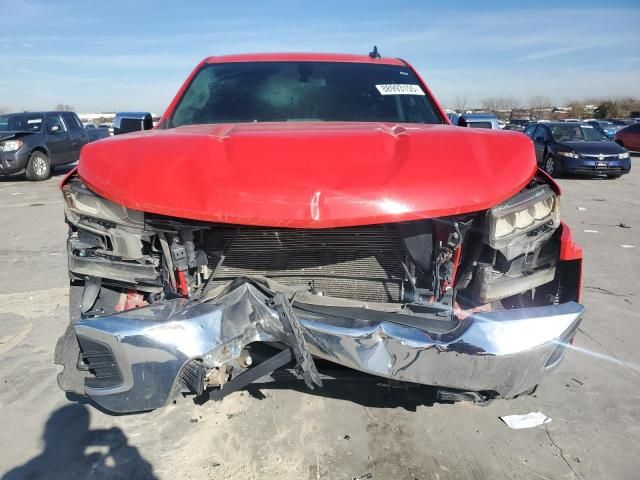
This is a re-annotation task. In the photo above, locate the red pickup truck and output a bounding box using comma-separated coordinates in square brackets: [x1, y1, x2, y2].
[55, 52, 584, 413]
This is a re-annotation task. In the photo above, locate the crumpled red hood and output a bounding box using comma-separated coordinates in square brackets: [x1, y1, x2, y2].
[78, 122, 536, 228]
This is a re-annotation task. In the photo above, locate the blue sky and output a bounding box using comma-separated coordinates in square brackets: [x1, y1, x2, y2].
[0, 0, 638, 114]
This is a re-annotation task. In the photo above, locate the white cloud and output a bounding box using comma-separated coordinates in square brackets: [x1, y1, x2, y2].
[516, 45, 599, 62]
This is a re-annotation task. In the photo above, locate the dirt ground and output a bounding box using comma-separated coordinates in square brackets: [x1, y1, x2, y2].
[1, 160, 639, 480]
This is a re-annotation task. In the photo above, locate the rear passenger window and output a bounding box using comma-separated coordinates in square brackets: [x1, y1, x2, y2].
[62, 113, 84, 133]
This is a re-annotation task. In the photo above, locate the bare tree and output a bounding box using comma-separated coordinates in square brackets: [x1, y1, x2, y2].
[481, 96, 520, 113]
[55, 104, 75, 112]
[452, 94, 469, 112]
[528, 95, 552, 120]
[496, 97, 520, 111]
[481, 96, 498, 112]
[594, 97, 640, 119]
[565, 99, 588, 119]
[528, 95, 552, 110]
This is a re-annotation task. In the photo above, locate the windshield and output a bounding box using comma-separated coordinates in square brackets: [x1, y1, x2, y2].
[0, 113, 44, 132]
[171, 61, 444, 127]
[550, 124, 608, 142]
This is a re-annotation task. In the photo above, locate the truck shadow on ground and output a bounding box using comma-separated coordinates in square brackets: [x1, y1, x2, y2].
[192, 353, 491, 411]
[1, 404, 157, 480]
[243, 380, 445, 411]
[206, 360, 487, 411]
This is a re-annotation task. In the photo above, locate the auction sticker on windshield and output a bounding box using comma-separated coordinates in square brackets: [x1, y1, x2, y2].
[376, 84, 425, 95]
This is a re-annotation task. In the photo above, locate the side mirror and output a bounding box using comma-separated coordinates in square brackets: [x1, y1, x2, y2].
[49, 125, 61, 134]
[113, 112, 154, 135]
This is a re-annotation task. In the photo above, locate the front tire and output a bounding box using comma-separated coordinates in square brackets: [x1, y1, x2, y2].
[25, 151, 51, 181]
[544, 154, 560, 178]
[608, 174, 621, 179]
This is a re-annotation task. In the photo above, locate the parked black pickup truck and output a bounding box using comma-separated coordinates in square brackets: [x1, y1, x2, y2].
[0, 111, 88, 180]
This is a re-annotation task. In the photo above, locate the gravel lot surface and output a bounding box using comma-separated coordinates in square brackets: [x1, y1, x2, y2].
[1, 159, 639, 479]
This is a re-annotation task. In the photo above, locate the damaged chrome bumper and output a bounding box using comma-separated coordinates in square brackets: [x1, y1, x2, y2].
[73, 283, 583, 413]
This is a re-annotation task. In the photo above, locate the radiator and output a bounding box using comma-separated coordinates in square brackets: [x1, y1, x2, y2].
[207, 225, 406, 303]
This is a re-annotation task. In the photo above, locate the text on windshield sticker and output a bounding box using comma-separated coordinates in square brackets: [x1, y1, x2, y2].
[376, 84, 425, 96]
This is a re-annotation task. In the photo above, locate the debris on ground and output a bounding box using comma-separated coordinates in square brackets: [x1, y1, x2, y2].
[619, 222, 631, 229]
[571, 378, 585, 386]
[619, 245, 636, 249]
[500, 412, 552, 429]
[583, 229, 599, 233]
[576, 206, 587, 211]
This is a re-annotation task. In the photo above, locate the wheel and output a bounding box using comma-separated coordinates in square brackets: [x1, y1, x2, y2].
[25, 151, 51, 181]
[543, 154, 560, 178]
[608, 174, 621, 179]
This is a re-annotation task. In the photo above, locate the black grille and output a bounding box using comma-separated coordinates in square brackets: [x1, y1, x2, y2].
[77, 336, 123, 389]
[180, 360, 206, 395]
[208, 225, 406, 303]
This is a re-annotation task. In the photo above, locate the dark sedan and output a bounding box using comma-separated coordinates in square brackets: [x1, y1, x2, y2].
[523, 122, 630, 178]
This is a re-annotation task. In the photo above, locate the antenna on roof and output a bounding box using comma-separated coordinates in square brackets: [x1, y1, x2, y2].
[369, 46, 381, 59]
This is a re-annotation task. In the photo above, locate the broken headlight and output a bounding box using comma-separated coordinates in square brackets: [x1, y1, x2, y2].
[487, 185, 559, 246]
[62, 179, 144, 227]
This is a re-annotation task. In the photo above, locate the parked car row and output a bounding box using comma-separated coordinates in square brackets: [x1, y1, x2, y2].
[583, 120, 620, 139]
[446, 110, 636, 179]
[2, 102, 637, 182]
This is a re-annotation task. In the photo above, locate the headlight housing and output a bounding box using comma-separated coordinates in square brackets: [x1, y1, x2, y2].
[558, 151, 579, 159]
[487, 185, 560, 247]
[618, 152, 630, 159]
[62, 178, 144, 227]
[0, 139, 23, 152]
